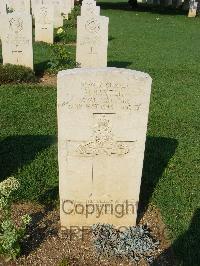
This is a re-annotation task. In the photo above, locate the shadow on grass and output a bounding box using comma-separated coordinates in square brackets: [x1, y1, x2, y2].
[22, 205, 58, 256]
[99, 2, 187, 16]
[34, 60, 50, 76]
[153, 208, 200, 265]
[138, 136, 178, 216]
[0, 135, 56, 182]
[108, 60, 132, 68]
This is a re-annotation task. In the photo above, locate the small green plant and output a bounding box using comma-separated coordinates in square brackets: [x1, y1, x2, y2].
[0, 177, 31, 261]
[47, 44, 77, 73]
[58, 257, 69, 266]
[0, 64, 36, 85]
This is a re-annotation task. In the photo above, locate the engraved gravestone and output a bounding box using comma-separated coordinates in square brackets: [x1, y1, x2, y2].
[35, 3, 54, 43]
[0, 0, 7, 39]
[0, 0, 7, 15]
[57, 68, 152, 228]
[50, 0, 63, 28]
[81, 0, 100, 17]
[11, 0, 31, 13]
[1, 12, 33, 69]
[31, 0, 43, 16]
[76, 14, 109, 67]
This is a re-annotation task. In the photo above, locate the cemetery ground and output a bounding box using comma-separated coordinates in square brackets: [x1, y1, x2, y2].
[0, 0, 200, 265]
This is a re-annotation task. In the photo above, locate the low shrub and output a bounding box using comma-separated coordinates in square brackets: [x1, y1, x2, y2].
[0, 64, 36, 85]
[0, 177, 31, 261]
[47, 44, 78, 73]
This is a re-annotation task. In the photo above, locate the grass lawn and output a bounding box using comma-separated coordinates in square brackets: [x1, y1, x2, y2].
[0, 1, 200, 265]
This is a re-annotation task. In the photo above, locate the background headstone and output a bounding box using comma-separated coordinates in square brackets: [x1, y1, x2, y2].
[35, 3, 54, 43]
[1, 12, 33, 69]
[76, 15, 109, 67]
[81, 0, 100, 17]
[57, 68, 152, 228]
[49, 0, 64, 28]
[9, 0, 31, 13]
[188, 0, 198, 16]
[0, 0, 7, 15]
[0, 0, 7, 39]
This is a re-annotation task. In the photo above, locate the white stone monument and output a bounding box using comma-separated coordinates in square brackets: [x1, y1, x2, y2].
[57, 68, 152, 229]
[0, 0, 7, 39]
[9, 0, 31, 13]
[188, 0, 198, 17]
[61, 0, 71, 18]
[1, 12, 33, 69]
[35, 3, 54, 43]
[76, 14, 109, 67]
[48, 0, 63, 28]
[81, 0, 100, 17]
[0, 0, 7, 15]
[31, 0, 43, 16]
[71, 0, 74, 10]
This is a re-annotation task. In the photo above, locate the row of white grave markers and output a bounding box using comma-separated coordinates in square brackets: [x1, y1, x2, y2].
[0, 0, 76, 69]
[76, 0, 109, 67]
[58, 0, 152, 229]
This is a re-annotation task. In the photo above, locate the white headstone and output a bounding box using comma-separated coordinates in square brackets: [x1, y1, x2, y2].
[9, 0, 30, 13]
[71, 0, 74, 9]
[188, 0, 198, 17]
[31, 0, 43, 16]
[61, 0, 70, 19]
[35, 3, 54, 43]
[0, 0, 7, 15]
[81, 0, 100, 17]
[76, 15, 109, 67]
[1, 12, 33, 69]
[57, 67, 152, 229]
[0, 0, 7, 38]
[48, 0, 64, 28]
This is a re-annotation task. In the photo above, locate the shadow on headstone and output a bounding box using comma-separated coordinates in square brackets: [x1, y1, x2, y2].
[138, 136, 178, 215]
[0, 135, 56, 181]
[153, 208, 200, 265]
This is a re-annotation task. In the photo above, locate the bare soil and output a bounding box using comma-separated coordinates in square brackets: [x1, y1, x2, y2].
[39, 74, 57, 87]
[0, 203, 176, 266]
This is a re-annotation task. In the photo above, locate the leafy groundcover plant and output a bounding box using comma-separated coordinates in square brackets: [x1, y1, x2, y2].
[0, 64, 36, 84]
[0, 177, 31, 261]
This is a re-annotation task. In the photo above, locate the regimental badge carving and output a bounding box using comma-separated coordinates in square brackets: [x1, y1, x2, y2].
[9, 18, 23, 33]
[85, 19, 100, 33]
[76, 116, 129, 156]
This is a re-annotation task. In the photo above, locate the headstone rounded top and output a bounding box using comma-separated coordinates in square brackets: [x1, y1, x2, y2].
[58, 67, 152, 81]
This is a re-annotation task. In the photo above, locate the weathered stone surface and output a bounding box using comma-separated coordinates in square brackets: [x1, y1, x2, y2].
[31, 0, 42, 16]
[35, 3, 54, 43]
[1, 12, 33, 69]
[0, 0, 7, 15]
[76, 15, 109, 67]
[57, 68, 152, 228]
[9, 0, 31, 13]
[81, 0, 100, 17]
[0, 0, 7, 39]
[71, 0, 74, 10]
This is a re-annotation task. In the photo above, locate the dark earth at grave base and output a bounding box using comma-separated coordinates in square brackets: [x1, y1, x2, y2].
[0, 203, 176, 266]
